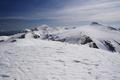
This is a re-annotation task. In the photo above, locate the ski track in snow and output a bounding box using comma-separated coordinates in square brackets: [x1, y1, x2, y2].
[0, 39, 120, 80]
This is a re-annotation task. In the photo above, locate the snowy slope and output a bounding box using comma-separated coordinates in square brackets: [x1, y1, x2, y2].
[0, 36, 9, 42]
[0, 39, 120, 80]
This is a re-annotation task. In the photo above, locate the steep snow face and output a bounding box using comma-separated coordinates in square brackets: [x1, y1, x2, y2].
[0, 39, 120, 80]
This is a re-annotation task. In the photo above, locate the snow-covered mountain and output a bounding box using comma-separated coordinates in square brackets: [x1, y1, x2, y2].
[1, 22, 120, 53]
[0, 22, 120, 80]
[0, 39, 120, 80]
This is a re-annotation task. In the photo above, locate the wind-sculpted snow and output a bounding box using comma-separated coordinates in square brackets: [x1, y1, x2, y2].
[0, 39, 120, 80]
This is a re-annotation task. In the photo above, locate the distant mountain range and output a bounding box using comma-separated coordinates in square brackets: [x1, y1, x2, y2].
[0, 22, 120, 53]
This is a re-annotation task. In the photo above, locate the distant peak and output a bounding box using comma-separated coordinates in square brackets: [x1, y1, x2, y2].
[90, 22, 102, 26]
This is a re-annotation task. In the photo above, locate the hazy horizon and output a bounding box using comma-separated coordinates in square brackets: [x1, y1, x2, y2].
[0, 0, 120, 31]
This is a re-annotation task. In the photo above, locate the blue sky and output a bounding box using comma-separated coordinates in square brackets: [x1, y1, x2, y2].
[0, 0, 120, 31]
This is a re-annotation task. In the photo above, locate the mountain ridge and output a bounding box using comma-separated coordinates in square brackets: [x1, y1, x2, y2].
[0, 22, 120, 53]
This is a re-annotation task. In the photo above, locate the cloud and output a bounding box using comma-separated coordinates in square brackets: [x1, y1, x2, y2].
[1, 0, 120, 24]
[90, 11, 120, 22]
[52, 0, 120, 23]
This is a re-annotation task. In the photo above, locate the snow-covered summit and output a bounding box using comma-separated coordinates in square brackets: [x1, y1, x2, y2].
[90, 22, 103, 26]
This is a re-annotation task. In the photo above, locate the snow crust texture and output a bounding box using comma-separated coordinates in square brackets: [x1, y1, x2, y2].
[0, 39, 120, 80]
